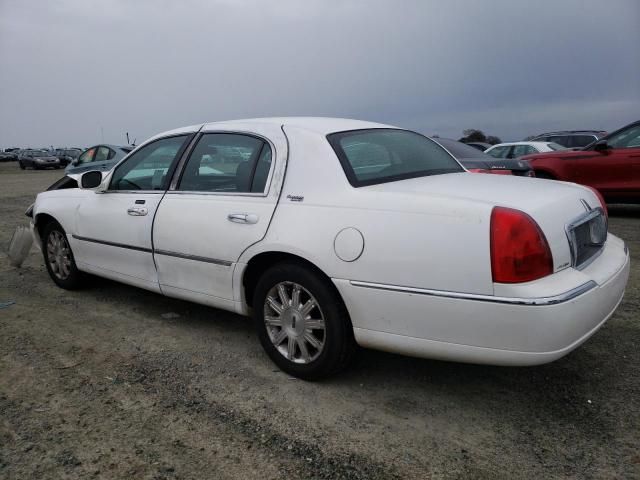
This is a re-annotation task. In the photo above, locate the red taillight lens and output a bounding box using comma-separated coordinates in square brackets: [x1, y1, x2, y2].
[585, 186, 607, 219]
[490, 207, 553, 283]
[468, 168, 513, 175]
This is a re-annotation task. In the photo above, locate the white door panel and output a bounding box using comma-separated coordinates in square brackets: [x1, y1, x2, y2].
[153, 124, 287, 302]
[153, 193, 276, 300]
[74, 192, 164, 289]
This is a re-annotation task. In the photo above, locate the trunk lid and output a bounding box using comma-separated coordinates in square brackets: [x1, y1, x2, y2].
[365, 172, 604, 274]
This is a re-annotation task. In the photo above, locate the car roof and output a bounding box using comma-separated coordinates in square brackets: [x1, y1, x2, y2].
[533, 130, 606, 136]
[489, 141, 554, 147]
[201, 117, 396, 135]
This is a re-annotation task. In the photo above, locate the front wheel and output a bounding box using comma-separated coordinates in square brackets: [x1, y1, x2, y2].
[253, 263, 356, 380]
[42, 222, 83, 289]
[18, 161, 25, 170]
[535, 171, 555, 180]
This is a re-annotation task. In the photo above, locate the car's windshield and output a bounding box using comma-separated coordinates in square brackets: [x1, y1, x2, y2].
[435, 138, 488, 159]
[64, 149, 81, 157]
[547, 142, 566, 151]
[26, 150, 45, 157]
[327, 129, 463, 187]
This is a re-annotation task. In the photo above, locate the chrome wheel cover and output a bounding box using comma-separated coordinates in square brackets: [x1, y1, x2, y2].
[46, 230, 72, 280]
[264, 281, 326, 364]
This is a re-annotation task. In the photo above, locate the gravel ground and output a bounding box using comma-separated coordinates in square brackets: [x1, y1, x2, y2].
[1, 162, 638, 480]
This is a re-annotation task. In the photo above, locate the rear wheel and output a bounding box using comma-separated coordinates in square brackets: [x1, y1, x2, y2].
[253, 262, 356, 380]
[42, 222, 83, 289]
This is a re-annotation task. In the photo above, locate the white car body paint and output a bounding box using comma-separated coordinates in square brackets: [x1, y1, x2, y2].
[31, 117, 630, 366]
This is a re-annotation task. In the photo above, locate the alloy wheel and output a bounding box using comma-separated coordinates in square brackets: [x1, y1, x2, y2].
[263, 281, 326, 364]
[46, 230, 72, 280]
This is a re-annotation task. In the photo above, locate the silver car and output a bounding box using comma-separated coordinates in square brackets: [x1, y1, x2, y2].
[65, 144, 133, 175]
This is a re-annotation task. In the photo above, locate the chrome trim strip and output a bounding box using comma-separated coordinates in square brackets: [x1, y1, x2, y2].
[154, 249, 232, 267]
[72, 234, 152, 253]
[349, 280, 598, 306]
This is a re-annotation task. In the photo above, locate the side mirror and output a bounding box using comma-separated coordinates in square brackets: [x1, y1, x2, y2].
[593, 139, 610, 152]
[72, 159, 79, 166]
[80, 170, 103, 189]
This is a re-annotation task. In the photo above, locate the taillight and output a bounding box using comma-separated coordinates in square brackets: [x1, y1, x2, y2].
[490, 207, 553, 283]
[585, 186, 607, 219]
[468, 168, 513, 175]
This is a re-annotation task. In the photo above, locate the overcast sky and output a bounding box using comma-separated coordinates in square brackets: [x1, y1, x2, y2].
[1, 0, 639, 148]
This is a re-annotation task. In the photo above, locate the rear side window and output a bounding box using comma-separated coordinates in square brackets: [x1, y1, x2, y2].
[327, 129, 462, 187]
[178, 133, 272, 193]
[486, 146, 509, 158]
[94, 146, 111, 161]
[512, 145, 537, 157]
[567, 135, 595, 148]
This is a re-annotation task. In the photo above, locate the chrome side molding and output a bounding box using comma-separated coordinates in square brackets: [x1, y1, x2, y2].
[349, 280, 598, 306]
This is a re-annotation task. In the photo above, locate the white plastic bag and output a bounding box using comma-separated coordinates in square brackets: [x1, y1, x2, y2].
[8, 225, 33, 267]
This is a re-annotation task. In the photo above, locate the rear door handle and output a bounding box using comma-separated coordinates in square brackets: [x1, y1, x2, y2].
[127, 206, 148, 216]
[227, 213, 259, 224]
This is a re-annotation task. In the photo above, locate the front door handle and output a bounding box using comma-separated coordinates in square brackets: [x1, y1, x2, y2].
[127, 206, 148, 216]
[227, 213, 259, 224]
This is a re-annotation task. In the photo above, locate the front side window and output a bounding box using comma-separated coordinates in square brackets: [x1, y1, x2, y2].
[110, 135, 188, 191]
[327, 129, 462, 187]
[78, 147, 95, 164]
[178, 133, 271, 193]
[606, 125, 640, 149]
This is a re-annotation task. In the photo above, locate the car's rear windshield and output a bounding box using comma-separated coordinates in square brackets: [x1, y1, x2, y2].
[327, 129, 463, 187]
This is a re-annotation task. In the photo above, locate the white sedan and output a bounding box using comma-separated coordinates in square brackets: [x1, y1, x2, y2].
[30, 118, 630, 379]
[485, 141, 566, 159]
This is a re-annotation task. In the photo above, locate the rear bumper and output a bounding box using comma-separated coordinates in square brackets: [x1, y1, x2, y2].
[333, 235, 630, 366]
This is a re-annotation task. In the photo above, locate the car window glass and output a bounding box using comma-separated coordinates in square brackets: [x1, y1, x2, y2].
[94, 146, 111, 161]
[607, 125, 640, 149]
[78, 148, 95, 164]
[550, 135, 569, 147]
[568, 135, 595, 148]
[178, 133, 269, 193]
[328, 129, 463, 187]
[486, 146, 508, 158]
[110, 135, 188, 191]
[511, 145, 533, 157]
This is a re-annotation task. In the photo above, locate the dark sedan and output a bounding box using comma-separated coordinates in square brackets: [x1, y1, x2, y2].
[18, 150, 62, 170]
[433, 138, 534, 177]
[54, 148, 83, 167]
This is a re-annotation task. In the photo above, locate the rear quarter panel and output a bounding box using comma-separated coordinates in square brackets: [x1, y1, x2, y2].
[239, 126, 495, 296]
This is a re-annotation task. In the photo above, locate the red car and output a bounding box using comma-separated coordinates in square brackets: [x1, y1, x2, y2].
[522, 120, 640, 204]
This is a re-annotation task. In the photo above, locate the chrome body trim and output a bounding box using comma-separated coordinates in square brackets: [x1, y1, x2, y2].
[71, 235, 233, 266]
[154, 249, 233, 267]
[349, 280, 598, 306]
[72, 234, 152, 253]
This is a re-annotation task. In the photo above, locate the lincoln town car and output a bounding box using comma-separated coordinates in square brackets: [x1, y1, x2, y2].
[30, 118, 630, 379]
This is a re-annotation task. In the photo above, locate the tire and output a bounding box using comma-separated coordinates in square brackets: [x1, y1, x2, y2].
[42, 221, 83, 290]
[535, 171, 555, 180]
[253, 262, 356, 380]
[18, 161, 25, 170]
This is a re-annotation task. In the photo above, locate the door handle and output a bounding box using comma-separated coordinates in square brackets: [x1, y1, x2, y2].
[227, 213, 259, 224]
[127, 206, 148, 216]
